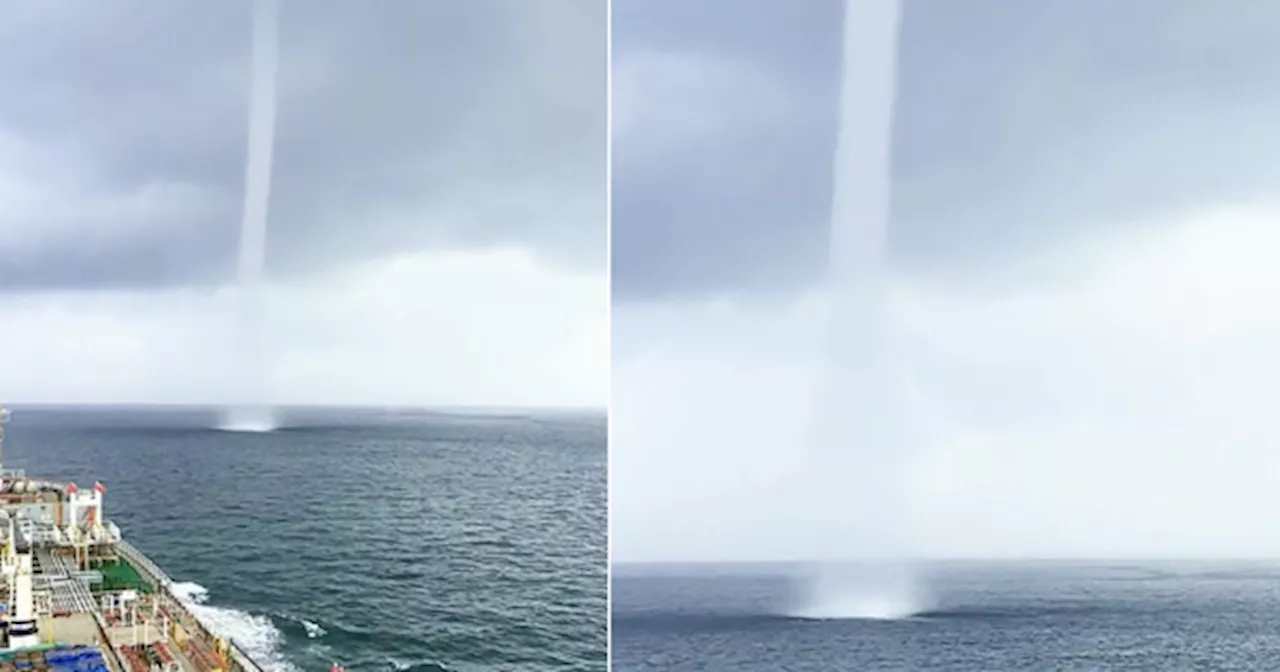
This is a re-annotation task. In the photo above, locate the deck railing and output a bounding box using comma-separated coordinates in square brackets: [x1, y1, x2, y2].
[113, 540, 264, 672]
[114, 540, 172, 586]
[227, 639, 264, 672]
[91, 611, 132, 672]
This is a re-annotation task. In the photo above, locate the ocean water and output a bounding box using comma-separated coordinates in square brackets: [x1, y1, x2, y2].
[2, 405, 606, 672]
[612, 561, 1280, 670]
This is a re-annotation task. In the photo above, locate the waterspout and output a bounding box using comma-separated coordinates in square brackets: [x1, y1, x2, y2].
[221, 0, 280, 433]
[792, 0, 913, 618]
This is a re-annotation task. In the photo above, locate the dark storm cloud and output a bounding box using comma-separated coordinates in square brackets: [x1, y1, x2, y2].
[612, 0, 1280, 300]
[0, 0, 605, 290]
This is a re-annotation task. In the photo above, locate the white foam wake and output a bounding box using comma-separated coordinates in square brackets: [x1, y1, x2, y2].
[299, 619, 326, 639]
[169, 581, 298, 672]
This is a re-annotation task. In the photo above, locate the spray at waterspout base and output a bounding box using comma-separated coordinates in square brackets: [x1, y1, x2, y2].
[217, 405, 278, 433]
[786, 559, 929, 620]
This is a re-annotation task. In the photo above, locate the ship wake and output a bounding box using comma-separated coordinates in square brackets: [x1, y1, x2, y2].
[170, 581, 298, 672]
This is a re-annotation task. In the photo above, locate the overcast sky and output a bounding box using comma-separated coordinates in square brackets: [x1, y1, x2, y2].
[612, 0, 1280, 561]
[0, 0, 607, 408]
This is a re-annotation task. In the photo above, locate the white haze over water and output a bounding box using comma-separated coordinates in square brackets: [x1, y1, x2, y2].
[790, 0, 919, 619]
[221, 0, 280, 433]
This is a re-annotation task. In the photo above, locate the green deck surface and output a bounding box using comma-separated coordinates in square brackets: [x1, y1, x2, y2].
[92, 557, 153, 594]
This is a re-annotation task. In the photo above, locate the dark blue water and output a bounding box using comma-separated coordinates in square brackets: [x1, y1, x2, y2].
[3, 405, 606, 672]
[612, 561, 1280, 670]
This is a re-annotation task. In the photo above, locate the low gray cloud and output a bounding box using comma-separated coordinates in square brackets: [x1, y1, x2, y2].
[612, 0, 1280, 301]
[0, 0, 605, 290]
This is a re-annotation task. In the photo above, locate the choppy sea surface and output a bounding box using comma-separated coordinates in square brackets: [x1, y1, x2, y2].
[4, 405, 606, 672]
[612, 561, 1280, 670]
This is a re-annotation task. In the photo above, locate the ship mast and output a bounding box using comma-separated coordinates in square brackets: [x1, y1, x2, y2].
[0, 403, 9, 472]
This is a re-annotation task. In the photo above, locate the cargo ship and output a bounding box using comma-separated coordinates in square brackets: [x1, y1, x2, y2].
[0, 404, 268, 672]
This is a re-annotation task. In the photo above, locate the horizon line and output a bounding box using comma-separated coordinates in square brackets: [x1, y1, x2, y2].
[612, 556, 1280, 565]
[1, 401, 606, 414]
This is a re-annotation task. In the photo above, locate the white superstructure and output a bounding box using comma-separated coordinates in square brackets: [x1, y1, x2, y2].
[0, 404, 121, 650]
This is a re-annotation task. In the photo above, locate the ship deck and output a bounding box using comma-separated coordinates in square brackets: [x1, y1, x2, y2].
[11, 543, 261, 672]
[0, 413, 263, 672]
[34, 547, 100, 613]
[42, 611, 206, 672]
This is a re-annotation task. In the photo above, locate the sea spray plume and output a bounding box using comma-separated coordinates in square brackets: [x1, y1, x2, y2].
[789, 0, 917, 618]
[788, 561, 928, 620]
[221, 0, 280, 433]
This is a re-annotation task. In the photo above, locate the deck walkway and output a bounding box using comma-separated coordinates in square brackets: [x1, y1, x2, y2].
[34, 547, 99, 613]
